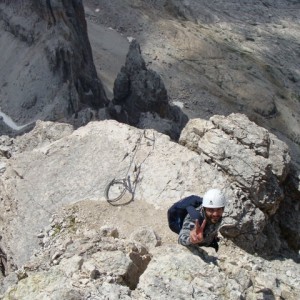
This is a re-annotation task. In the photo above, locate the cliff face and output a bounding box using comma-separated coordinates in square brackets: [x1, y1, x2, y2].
[0, 116, 299, 299]
[0, 0, 108, 128]
[0, 1, 300, 298]
[84, 0, 300, 166]
[0, 1, 187, 139]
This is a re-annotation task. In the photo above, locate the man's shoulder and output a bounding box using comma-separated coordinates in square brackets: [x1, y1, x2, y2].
[185, 195, 202, 201]
[177, 195, 203, 207]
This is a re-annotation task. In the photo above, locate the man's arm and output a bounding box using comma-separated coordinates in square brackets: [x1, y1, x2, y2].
[208, 236, 220, 252]
[178, 213, 195, 246]
[178, 214, 207, 246]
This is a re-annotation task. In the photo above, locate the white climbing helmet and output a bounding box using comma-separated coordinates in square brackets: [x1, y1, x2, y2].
[202, 188, 226, 208]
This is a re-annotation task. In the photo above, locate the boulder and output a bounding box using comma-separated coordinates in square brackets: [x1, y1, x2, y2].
[111, 40, 188, 140]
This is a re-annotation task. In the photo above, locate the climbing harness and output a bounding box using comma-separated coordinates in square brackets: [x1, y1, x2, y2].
[105, 129, 155, 205]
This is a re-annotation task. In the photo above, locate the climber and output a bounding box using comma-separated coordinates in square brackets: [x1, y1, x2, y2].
[177, 188, 226, 252]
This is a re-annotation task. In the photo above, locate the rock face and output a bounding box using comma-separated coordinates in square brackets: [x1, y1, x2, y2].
[0, 1, 300, 297]
[165, 0, 300, 146]
[0, 114, 299, 264]
[179, 113, 299, 253]
[0, 0, 108, 131]
[85, 0, 300, 171]
[111, 40, 188, 140]
[113, 40, 169, 124]
[0, 2, 187, 140]
[0, 115, 299, 298]
[0, 202, 299, 299]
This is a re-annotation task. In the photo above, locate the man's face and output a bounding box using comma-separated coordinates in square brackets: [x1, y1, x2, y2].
[205, 207, 224, 224]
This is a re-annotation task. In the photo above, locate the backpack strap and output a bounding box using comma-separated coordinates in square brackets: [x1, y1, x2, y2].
[186, 205, 200, 220]
[187, 205, 206, 227]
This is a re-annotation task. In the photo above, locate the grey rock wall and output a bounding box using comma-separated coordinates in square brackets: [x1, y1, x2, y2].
[112, 40, 188, 140]
[0, 0, 108, 131]
[1, 217, 299, 299]
[0, 114, 297, 269]
[0, 115, 299, 298]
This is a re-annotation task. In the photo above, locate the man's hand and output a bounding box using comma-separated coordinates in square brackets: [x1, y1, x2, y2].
[190, 219, 206, 244]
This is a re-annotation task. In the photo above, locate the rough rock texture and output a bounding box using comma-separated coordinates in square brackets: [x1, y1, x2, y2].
[1, 1, 300, 298]
[179, 113, 300, 253]
[84, 0, 300, 169]
[111, 40, 188, 140]
[135, 243, 300, 300]
[1, 219, 152, 299]
[0, 0, 108, 130]
[0, 1, 188, 140]
[1, 0, 299, 158]
[0, 115, 298, 273]
[1, 210, 299, 299]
